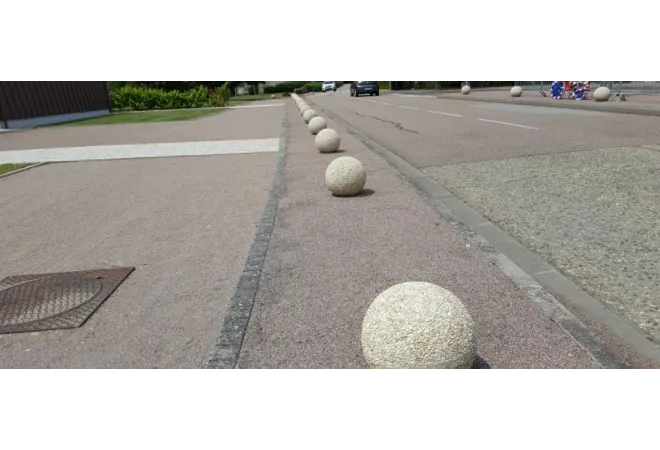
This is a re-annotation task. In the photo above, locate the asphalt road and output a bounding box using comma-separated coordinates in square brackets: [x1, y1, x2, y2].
[303, 90, 660, 367]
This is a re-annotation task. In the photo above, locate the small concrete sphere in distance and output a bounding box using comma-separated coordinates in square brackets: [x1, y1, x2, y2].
[325, 156, 367, 196]
[461, 85, 471, 95]
[361, 281, 477, 369]
[308, 116, 327, 135]
[510, 86, 523, 97]
[300, 104, 310, 114]
[593, 86, 611, 102]
[303, 109, 317, 123]
[315, 128, 341, 153]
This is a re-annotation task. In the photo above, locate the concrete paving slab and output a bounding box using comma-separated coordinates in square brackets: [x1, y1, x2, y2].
[236, 99, 603, 369]
[0, 153, 276, 368]
[0, 139, 279, 164]
[423, 147, 660, 346]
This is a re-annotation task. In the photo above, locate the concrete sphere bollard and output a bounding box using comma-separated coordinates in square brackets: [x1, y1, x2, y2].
[303, 109, 317, 123]
[325, 156, 367, 196]
[510, 86, 523, 97]
[315, 128, 341, 153]
[271, 94, 276, 99]
[308, 116, 327, 135]
[461, 85, 471, 95]
[361, 281, 477, 369]
[300, 104, 310, 114]
[593, 86, 611, 102]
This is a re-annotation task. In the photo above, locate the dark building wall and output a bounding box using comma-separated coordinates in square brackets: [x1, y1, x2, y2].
[0, 81, 110, 127]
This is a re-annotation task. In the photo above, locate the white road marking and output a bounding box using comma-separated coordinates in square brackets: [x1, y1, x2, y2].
[366, 99, 376, 103]
[383, 102, 393, 106]
[398, 105, 419, 110]
[0, 139, 280, 164]
[429, 110, 462, 117]
[477, 118, 541, 130]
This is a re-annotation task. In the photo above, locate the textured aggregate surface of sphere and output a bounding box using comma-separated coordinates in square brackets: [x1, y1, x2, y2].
[303, 109, 317, 123]
[593, 86, 611, 102]
[510, 86, 523, 97]
[308, 116, 327, 135]
[325, 156, 367, 196]
[361, 281, 477, 369]
[315, 128, 341, 153]
[461, 85, 471, 95]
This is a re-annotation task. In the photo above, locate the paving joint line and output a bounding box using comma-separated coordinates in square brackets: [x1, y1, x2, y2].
[204, 114, 288, 369]
[305, 95, 660, 369]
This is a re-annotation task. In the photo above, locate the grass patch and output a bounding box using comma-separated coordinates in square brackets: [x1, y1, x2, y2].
[0, 164, 30, 176]
[50, 108, 225, 127]
[229, 93, 282, 105]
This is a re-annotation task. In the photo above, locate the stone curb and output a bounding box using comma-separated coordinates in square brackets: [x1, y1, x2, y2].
[204, 114, 288, 369]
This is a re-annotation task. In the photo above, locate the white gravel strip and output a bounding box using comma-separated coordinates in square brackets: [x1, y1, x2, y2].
[0, 138, 280, 164]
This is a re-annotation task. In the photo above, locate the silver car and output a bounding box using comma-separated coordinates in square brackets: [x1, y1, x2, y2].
[322, 81, 337, 92]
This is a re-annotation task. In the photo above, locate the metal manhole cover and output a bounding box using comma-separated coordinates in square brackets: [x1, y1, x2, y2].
[0, 267, 134, 334]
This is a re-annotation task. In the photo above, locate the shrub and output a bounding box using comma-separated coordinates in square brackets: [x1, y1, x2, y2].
[264, 81, 308, 94]
[303, 82, 323, 92]
[109, 84, 229, 111]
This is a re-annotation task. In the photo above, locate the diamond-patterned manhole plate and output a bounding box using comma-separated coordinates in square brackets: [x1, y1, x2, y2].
[0, 267, 134, 334]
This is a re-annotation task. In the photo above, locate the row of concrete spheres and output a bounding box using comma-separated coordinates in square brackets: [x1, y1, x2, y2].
[461, 83, 612, 101]
[290, 93, 367, 197]
[289, 93, 479, 369]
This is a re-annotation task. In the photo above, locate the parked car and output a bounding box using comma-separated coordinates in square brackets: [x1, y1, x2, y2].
[350, 81, 379, 97]
[322, 81, 337, 92]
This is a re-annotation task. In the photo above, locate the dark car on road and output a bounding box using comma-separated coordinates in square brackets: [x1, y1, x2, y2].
[350, 81, 380, 97]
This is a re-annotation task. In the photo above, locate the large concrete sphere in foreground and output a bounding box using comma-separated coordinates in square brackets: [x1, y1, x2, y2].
[510, 86, 523, 97]
[361, 281, 477, 369]
[461, 85, 471, 95]
[593, 86, 611, 102]
[325, 156, 366, 196]
[315, 128, 341, 153]
[303, 108, 317, 123]
[308, 116, 327, 135]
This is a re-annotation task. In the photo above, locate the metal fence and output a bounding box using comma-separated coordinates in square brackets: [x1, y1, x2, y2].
[515, 81, 660, 95]
[0, 81, 110, 127]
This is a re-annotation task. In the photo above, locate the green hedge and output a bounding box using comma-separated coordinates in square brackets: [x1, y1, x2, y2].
[264, 81, 344, 94]
[109, 83, 230, 111]
[264, 82, 308, 94]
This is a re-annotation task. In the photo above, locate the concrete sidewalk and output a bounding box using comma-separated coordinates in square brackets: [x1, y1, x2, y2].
[235, 99, 609, 369]
[0, 154, 276, 368]
[0, 99, 284, 151]
[0, 103, 285, 369]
